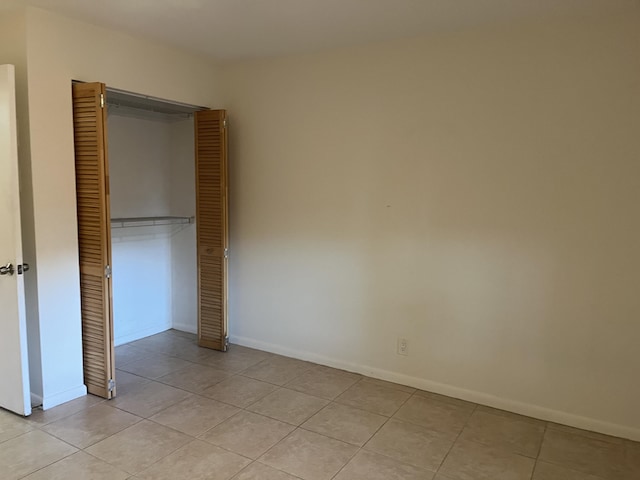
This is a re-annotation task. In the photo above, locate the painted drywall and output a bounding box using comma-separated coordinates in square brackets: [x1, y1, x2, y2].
[18, 6, 222, 408]
[108, 112, 197, 343]
[170, 118, 198, 334]
[108, 112, 173, 345]
[222, 13, 640, 438]
[0, 10, 43, 406]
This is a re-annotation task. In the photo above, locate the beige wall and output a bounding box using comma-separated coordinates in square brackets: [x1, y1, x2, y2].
[21, 7, 223, 408]
[222, 13, 640, 438]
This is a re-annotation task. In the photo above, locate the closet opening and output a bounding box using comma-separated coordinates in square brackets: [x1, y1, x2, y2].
[106, 88, 202, 348]
[71, 82, 228, 399]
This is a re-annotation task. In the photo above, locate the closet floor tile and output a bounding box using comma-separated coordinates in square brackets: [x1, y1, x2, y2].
[117, 352, 193, 379]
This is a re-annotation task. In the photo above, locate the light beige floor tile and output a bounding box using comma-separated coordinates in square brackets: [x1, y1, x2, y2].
[335, 381, 411, 416]
[111, 380, 192, 417]
[26, 394, 104, 426]
[114, 370, 151, 394]
[242, 356, 314, 386]
[85, 420, 191, 475]
[360, 377, 417, 393]
[131, 332, 214, 363]
[117, 352, 193, 379]
[302, 403, 387, 446]
[202, 375, 278, 408]
[439, 439, 536, 480]
[42, 403, 141, 448]
[232, 462, 301, 479]
[259, 429, 358, 480]
[199, 347, 272, 373]
[128, 332, 187, 354]
[157, 363, 230, 393]
[364, 419, 453, 471]
[232, 345, 273, 356]
[475, 405, 546, 426]
[532, 461, 603, 480]
[393, 395, 474, 439]
[136, 439, 250, 480]
[150, 395, 239, 436]
[458, 408, 545, 457]
[248, 388, 329, 425]
[201, 410, 295, 459]
[0, 430, 77, 480]
[22, 451, 129, 480]
[546, 422, 626, 445]
[285, 366, 361, 400]
[415, 390, 476, 409]
[169, 342, 218, 363]
[26, 336, 633, 480]
[0, 408, 33, 443]
[334, 450, 435, 480]
[626, 440, 640, 479]
[115, 344, 152, 368]
[168, 329, 197, 340]
[539, 428, 628, 479]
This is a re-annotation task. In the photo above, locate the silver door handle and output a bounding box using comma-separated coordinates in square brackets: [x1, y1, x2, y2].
[0, 263, 15, 276]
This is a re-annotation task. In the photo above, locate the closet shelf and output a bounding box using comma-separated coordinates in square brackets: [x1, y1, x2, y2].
[110, 216, 195, 229]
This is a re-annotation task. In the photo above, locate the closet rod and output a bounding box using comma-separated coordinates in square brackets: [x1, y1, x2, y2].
[106, 86, 207, 112]
[111, 216, 195, 228]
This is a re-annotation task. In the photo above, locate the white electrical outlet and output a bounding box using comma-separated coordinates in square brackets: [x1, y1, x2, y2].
[397, 337, 409, 356]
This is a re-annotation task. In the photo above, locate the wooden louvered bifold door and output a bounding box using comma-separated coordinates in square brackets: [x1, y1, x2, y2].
[71, 82, 116, 398]
[195, 110, 228, 350]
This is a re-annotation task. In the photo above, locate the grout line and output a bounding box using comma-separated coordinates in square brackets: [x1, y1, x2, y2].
[15, 447, 81, 479]
[434, 403, 478, 475]
[329, 445, 361, 479]
[536, 422, 549, 459]
[252, 459, 306, 479]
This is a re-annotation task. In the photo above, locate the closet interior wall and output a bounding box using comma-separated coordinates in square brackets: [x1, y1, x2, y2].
[107, 105, 197, 345]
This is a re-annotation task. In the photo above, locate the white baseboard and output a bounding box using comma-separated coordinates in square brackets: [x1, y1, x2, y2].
[230, 334, 640, 442]
[30, 392, 43, 408]
[115, 322, 172, 347]
[172, 321, 197, 335]
[41, 384, 87, 410]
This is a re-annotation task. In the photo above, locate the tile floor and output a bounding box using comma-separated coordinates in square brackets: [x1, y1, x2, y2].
[1, 329, 639, 479]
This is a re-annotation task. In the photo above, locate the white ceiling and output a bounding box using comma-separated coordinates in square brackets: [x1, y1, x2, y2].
[4, 0, 639, 60]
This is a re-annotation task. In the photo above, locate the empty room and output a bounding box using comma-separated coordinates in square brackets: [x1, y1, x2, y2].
[0, 1, 638, 479]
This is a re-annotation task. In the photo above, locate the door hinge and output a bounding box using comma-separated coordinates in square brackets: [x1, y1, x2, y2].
[224, 247, 229, 259]
[224, 336, 229, 352]
[100, 93, 104, 108]
[108, 378, 115, 392]
[105, 265, 112, 279]
[223, 118, 227, 129]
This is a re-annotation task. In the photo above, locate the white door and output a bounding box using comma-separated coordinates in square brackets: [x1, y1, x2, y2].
[0, 64, 31, 416]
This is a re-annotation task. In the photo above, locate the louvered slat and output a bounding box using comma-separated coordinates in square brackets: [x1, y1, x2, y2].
[195, 110, 228, 351]
[72, 82, 116, 399]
